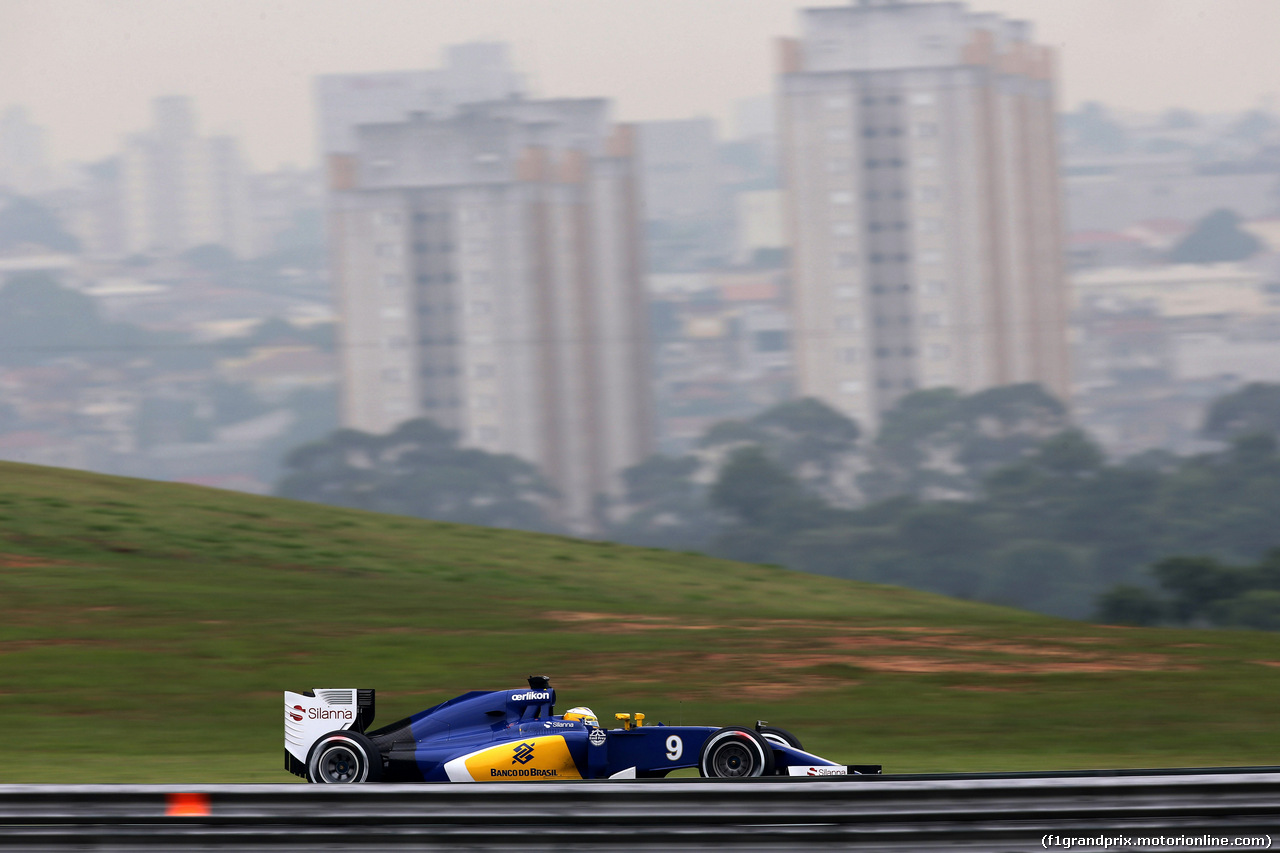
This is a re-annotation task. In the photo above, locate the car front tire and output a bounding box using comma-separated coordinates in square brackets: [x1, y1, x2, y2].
[758, 725, 804, 751]
[698, 727, 775, 778]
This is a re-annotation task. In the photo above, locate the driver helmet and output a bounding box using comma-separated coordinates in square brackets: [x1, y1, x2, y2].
[563, 706, 598, 727]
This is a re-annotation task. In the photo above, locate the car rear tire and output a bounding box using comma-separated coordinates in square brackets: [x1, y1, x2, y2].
[307, 731, 383, 784]
[758, 725, 804, 751]
[698, 727, 775, 778]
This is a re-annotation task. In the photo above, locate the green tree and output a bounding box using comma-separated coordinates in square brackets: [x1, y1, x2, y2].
[709, 446, 804, 528]
[276, 418, 562, 533]
[1151, 555, 1244, 623]
[1065, 102, 1129, 155]
[1095, 584, 1165, 626]
[1167, 209, 1261, 264]
[0, 273, 140, 366]
[707, 445, 838, 564]
[1202, 383, 1280, 442]
[0, 197, 79, 253]
[604, 454, 716, 550]
[1211, 590, 1280, 630]
[868, 383, 1070, 501]
[699, 397, 861, 503]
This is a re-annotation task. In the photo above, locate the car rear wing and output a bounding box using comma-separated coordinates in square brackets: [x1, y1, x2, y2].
[284, 688, 375, 777]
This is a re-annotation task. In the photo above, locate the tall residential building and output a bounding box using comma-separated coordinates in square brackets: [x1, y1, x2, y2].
[116, 96, 253, 258]
[0, 106, 52, 195]
[637, 118, 729, 270]
[778, 0, 1070, 431]
[320, 50, 652, 530]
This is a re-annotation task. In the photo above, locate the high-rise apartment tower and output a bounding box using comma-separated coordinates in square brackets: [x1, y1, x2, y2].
[320, 48, 653, 530]
[778, 0, 1070, 430]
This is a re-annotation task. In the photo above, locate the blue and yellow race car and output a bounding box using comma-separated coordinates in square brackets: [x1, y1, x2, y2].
[285, 676, 880, 783]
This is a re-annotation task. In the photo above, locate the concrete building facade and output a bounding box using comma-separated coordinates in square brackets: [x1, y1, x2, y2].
[321, 55, 652, 530]
[115, 97, 254, 258]
[778, 0, 1071, 431]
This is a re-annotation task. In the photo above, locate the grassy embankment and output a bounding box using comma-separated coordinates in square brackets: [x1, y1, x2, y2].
[2, 460, 1279, 782]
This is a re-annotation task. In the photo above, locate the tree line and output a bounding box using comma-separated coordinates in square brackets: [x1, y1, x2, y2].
[276, 382, 1280, 628]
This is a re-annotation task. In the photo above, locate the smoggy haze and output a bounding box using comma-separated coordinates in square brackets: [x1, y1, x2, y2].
[3, 0, 1279, 170]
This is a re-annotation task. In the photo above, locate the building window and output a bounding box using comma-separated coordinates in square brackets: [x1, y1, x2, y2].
[927, 344, 951, 360]
[919, 250, 943, 265]
[835, 251, 859, 268]
[377, 211, 402, 226]
[914, 122, 938, 138]
[474, 395, 496, 411]
[839, 347, 860, 364]
[924, 280, 946, 296]
[381, 367, 405, 382]
[376, 243, 401, 258]
[829, 190, 854, 206]
[834, 315, 859, 332]
[921, 312, 946, 328]
[382, 273, 404, 288]
[916, 186, 941, 203]
[476, 426, 500, 442]
[824, 95, 848, 110]
[385, 335, 408, 351]
[825, 127, 851, 142]
[826, 158, 850, 173]
[910, 92, 936, 106]
[832, 221, 856, 237]
[919, 218, 943, 234]
[916, 155, 938, 170]
[473, 364, 496, 379]
[835, 286, 858, 300]
[468, 301, 492, 316]
[840, 380, 863, 395]
[464, 239, 488, 254]
[380, 307, 405, 320]
[755, 330, 788, 352]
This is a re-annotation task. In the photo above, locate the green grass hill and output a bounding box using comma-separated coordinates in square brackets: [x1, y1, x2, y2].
[2, 460, 1279, 782]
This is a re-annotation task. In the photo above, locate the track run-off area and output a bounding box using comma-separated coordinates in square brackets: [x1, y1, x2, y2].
[2, 767, 1279, 851]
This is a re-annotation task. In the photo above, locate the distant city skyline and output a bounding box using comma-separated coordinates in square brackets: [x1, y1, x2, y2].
[3, 0, 1280, 172]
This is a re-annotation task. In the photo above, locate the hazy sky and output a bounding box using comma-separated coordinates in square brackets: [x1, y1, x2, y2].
[4, 0, 1280, 172]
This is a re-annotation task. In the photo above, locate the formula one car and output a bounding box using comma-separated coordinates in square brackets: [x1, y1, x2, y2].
[285, 676, 880, 783]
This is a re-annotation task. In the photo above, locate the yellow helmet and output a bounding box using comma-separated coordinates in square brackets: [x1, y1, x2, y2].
[563, 706, 598, 727]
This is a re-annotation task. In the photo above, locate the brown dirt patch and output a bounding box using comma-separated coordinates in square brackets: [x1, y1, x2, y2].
[0, 553, 65, 568]
[845, 654, 1193, 674]
[735, 676, 855, 699]
[545, 611, 717, 632]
